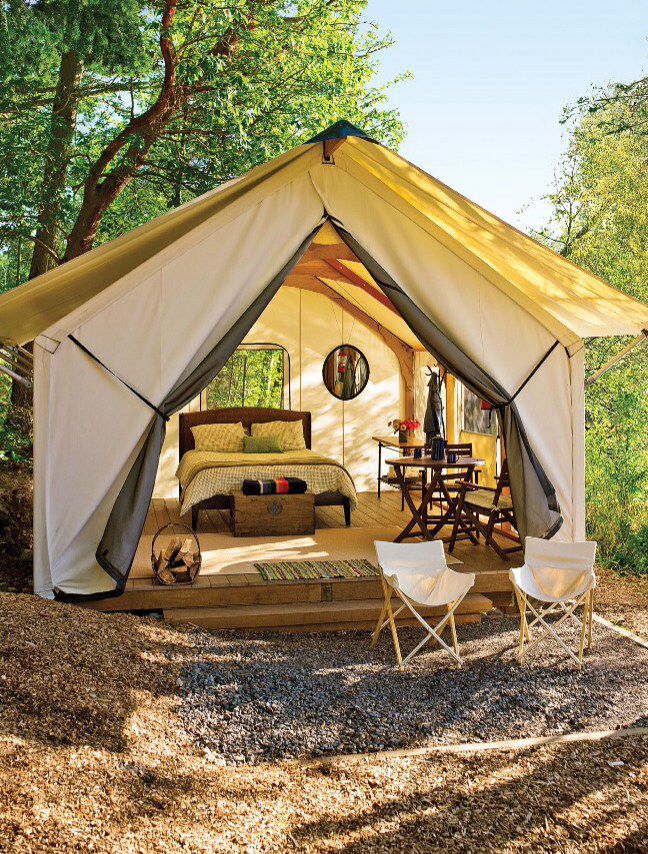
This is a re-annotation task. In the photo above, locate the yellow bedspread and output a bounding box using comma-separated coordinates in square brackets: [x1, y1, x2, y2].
[176, 449, 357, 515]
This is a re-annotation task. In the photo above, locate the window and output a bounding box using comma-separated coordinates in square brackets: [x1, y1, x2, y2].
[206, 345, 288, 409]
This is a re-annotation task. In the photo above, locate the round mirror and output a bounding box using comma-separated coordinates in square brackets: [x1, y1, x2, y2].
[322, 345, 370, 401]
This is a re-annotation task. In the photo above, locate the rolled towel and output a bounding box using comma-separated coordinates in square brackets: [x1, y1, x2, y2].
[242, 477, 307, 496]
[284, 477, 307, 494]
[242, 478, 277, 496]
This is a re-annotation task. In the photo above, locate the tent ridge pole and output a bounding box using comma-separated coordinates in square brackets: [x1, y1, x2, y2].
[585, 330, 647, 388]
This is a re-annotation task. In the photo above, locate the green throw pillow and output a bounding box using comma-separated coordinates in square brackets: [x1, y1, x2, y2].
[243, 435, 282, 454]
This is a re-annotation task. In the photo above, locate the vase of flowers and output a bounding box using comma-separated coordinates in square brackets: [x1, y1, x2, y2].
[389, 418, 420, 445]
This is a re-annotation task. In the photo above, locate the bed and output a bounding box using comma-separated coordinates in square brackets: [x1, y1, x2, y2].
[177, 407, 356, 530]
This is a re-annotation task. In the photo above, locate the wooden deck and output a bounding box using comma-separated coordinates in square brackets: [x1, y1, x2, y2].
[88, 492, 516, 630]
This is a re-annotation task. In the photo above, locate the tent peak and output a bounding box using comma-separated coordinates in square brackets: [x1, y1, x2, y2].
[306, 120, 378, 145]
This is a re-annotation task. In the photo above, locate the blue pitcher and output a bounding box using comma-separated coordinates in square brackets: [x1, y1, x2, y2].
[431, 436, 446, 461]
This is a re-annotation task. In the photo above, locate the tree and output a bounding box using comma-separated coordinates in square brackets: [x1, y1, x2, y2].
[538, 76, 648, 572]
[1, 0, 147, 278]
[0, 0, 405, 280]
[0, 0, 405, 410]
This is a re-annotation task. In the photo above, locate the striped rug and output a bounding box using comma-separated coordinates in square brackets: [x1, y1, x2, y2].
[254, 559, 380, 582]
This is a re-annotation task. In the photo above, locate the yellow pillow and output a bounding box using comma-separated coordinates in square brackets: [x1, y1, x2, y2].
[191, 422, 245, 452]
[251, 420, 306, 451]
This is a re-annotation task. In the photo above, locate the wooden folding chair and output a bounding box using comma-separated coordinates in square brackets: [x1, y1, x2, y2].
[510, 537, 597, 669]
[372, 540, 476, 669]
[449, 459, 522, 560]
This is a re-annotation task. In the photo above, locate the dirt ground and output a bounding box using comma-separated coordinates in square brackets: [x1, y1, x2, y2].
[0, 468, 32, 594]
[595, 565, 648, 638]
[1, 592, 646, 852]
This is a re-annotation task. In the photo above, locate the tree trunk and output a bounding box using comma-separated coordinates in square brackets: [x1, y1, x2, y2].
[62, 0, 179, 262]
[29, 50, 83, 279]
[265, 350, 278, 405]
[12, 51, 82, 406]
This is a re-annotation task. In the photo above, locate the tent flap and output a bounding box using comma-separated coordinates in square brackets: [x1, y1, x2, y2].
[64, 221, 325, 596]
[337, 225, 563, 543]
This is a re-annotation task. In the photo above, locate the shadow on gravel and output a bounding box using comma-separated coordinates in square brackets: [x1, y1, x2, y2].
[179, 614, 648, 764]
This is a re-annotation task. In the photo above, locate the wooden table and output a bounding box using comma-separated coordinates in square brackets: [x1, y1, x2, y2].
[372, 435, 427, 498]
[388, 455, 484, 543]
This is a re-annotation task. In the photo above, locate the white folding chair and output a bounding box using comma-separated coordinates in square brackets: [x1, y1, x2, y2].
[510, 537, 597, 669]
[372, 540, 476, 669]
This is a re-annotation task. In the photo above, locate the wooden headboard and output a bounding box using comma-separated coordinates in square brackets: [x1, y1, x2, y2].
[179, 407, 312, 458]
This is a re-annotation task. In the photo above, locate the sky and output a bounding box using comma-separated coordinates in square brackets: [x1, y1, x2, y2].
[364, 0, 647, 232]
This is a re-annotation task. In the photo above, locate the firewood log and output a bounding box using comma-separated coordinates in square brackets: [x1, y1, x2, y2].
[154, 533, 200, 584]
[153, 552, 176, 585]
[162, 536, 183, 566]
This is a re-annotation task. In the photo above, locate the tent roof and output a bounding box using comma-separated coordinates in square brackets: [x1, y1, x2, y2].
[0, 121, 646, 346]
[282, 221, 424, 350]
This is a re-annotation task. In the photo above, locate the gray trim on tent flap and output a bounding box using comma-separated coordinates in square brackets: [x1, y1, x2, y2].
[55, 219, 326, 602]
[334, 225, 563, 545]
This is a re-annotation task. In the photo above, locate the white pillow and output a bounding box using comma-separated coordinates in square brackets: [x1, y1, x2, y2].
[191, 422, 245, 452]
[251, 420, 306, 452]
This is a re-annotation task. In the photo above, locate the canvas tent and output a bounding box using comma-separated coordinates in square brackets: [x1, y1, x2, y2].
[0, 120, 645, 600]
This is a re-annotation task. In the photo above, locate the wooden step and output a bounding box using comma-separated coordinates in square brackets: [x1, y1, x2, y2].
[467, 569, 512, 595]
[86, 574, 384, 612]
[87, 567, 512, 615]
[162, 592, 493, 631]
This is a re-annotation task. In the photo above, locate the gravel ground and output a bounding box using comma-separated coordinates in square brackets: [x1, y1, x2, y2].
[180, 613, 648, 764]
[2, 593, 647, 852]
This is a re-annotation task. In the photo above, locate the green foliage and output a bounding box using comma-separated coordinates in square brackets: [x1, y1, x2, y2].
[0, 373, 32, 466]
[0, 0, 405, 475]
[541, 77, 648, 574]
[611, 526, 648, 577]
[0, 0, 406, 282]
[207, 348, 285, 409]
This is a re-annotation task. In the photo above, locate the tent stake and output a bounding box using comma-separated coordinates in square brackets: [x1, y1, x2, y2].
[585, 330, 647, 388]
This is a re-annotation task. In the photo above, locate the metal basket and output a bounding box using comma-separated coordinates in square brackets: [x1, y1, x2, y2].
[151, 523, 202, 585]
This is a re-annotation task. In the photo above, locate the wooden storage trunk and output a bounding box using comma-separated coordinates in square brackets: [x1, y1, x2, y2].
[230, 492, 315, 537]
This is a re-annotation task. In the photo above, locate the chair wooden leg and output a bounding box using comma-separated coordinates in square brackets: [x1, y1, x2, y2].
[449, 606, 459, 663]
[382, 579, 403, 669]
[514, 587, 530, 641]
[449, 490, 466, 552]
[485, 512, 496, 545]
[370, 593, 388, 650]
[484, 517, 509, 561]
[578, 595, 588, 668]
[518, 593, 527, 663]
[587, 590, 594, 649]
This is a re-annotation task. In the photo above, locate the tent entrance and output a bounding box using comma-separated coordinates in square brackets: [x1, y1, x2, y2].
[68, 217, 562, 604]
